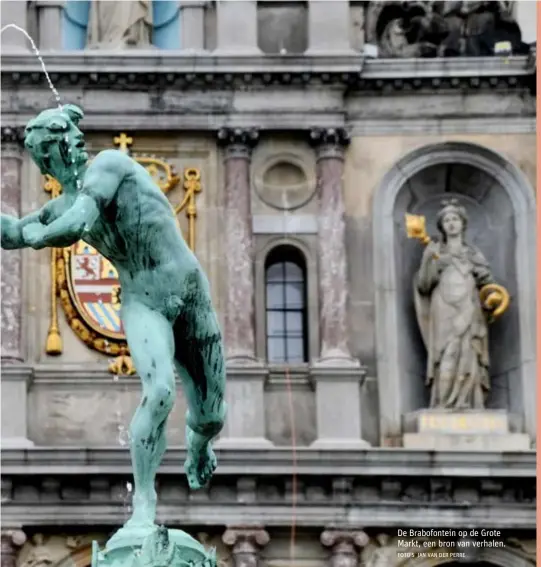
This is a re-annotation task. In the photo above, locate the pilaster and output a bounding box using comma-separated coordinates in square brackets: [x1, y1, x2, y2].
[36, 0, 64, 50]
[180, 0, 207, 53]
[213, 0, 261, 55]
[305, 1, 356, 56]
[0, 1, 29, 52]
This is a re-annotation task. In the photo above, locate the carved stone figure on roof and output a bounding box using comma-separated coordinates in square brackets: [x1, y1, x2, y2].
[366, 0, 530, 58]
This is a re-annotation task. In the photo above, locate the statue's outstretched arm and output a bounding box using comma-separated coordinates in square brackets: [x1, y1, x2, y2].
[1, 207, 49, 250]
[22, 150, 125, 250]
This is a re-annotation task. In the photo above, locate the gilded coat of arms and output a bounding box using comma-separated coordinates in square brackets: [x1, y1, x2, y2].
[44, 133, 202, 374]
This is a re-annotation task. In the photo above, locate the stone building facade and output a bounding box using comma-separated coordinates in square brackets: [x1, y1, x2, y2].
[0, 1, 537, 566]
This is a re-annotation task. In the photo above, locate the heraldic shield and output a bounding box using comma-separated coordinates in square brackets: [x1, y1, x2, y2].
[43, 133, 202, 375]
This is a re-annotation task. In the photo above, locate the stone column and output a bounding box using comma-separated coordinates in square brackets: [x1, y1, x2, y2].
[215, 128, 272, 449]
[309, 127, 369, 449]
[1, 126, 25, 363]
[217, 127, 259, 365]
[310, 127, 356, 367]
[222, 527, 269, 567]
[1, 1, 29, 52]
[1, 127, 34, 449]
[306, 1, 355, 55]
[36, 1, 64, 50]
[214, 0, 261, 55]
[181, 0, 207, 52]
[320, 530, 368, 567]
[1, 530, 27, 567]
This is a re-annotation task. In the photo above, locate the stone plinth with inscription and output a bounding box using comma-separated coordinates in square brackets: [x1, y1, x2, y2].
[403, 410, 530, 451]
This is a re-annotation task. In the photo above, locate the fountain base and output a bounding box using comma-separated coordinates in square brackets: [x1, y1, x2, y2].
[92, 524, 217, 567]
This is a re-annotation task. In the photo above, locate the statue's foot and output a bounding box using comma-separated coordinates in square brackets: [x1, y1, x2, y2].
[184, 442, 217, 490]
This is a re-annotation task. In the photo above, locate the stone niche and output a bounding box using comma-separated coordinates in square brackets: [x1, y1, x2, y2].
[373, 142, 536, 445]
[257, 1, 308, 54]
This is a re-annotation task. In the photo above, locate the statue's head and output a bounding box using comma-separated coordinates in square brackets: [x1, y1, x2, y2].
[24, 104, 87, 179]
[436, 198, 468, 240]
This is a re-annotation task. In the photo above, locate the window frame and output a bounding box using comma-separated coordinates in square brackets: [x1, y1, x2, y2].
[254, 236, 319, 366]
[264, 247, 308, 364]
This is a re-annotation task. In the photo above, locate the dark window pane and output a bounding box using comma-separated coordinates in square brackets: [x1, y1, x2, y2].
[284, 261, 303, 282]
[285, 282, 304, 309]
[286, 338, 304, 363]
[266, 262, 284, 282]
[285, 311, 303, 334]
[267, 310, 285, 337]
[268, 337, 285, 363]
[266, 283, 285, 309]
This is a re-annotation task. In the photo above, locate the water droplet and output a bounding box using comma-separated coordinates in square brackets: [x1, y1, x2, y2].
[126, 482, 133, 493]
[117, 425, 130, 447]
[1, 24, 63, 109]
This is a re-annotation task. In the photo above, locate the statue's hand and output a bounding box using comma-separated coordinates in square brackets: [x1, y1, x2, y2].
[423, 240, 440, 261]
[1, 214, 22, 249]
[22, 222, 47, 250]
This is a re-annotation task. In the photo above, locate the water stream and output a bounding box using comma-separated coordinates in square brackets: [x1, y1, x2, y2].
[2, 20, 133, 530]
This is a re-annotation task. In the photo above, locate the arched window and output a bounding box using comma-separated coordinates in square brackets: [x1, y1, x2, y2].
[264, 246, 308, 364]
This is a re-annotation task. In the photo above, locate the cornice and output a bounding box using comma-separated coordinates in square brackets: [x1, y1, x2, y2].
[1, 447, 535, 477]
[0, 53, 534, 92]
[2, 501, 535, 529]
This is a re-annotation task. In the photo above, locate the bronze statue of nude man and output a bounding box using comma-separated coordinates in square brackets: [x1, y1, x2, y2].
[1, 104, 227, 529]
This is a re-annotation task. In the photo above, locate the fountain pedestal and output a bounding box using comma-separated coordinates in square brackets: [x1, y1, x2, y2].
[92, 525, 216, 567]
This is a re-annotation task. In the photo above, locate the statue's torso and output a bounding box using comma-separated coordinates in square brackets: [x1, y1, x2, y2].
[80, 158, 200, 304]
[437, 254, 477, 306]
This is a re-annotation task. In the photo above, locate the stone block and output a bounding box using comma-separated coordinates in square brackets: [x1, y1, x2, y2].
[403, 432, 530, 451]
[214, 365, 274, 448]
[310, 366, 370, 449]
[404, 409, 512, 435]
[305, 0, 355, 55]
[214, 0, 260, 55]
[0, 1, 29, 52]
[1, 366, 34, 447]
[403, 410, 530, 451]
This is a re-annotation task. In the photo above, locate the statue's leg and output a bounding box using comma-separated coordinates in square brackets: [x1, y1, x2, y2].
[173, 309, 226, 490]
[121, 299, 176, 527]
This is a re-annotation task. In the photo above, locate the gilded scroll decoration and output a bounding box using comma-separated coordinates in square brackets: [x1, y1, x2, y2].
[44, 133, 202, 375]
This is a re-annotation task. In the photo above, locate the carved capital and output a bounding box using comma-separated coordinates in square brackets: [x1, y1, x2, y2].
[217, 128, 260, 159]
[1, 530, 27, 567]
[222, 527, 269, 567]
[1, 126, 25, 156]
[321, 530, 369, 567]
[309, 127, 350, 160]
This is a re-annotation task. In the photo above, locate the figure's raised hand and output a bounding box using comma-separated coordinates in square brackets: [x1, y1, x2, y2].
[22, 222, 47, 250]
[1, 213, 23, 250]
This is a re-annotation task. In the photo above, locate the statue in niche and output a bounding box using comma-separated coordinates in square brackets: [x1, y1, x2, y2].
[87, 0, 153, 49]
[405, 200, 510, 410]
[63, 0, 181, 50]
[366, 0, 530, 58]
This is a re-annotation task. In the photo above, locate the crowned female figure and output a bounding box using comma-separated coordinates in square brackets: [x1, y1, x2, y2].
[414, 200, 497, 410]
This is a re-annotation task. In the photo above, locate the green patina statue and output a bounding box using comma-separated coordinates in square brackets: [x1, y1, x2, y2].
[1, 105, 226, 566]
